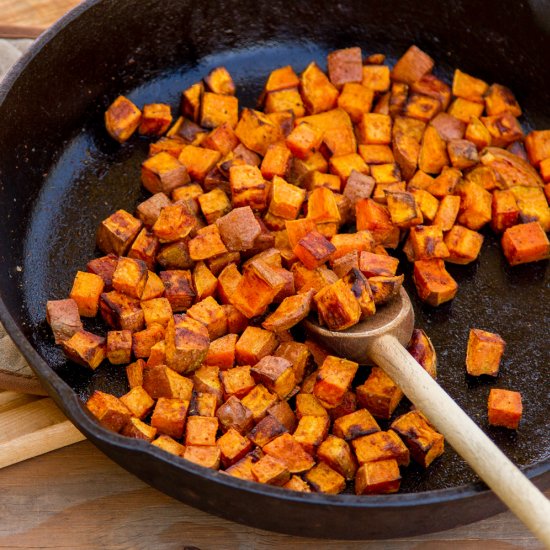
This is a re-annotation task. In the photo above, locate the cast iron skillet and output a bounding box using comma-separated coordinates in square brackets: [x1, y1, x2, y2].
[0, 0, 548, 540]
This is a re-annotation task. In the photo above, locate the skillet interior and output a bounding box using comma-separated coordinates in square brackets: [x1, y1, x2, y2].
[0, 0, 548, 539]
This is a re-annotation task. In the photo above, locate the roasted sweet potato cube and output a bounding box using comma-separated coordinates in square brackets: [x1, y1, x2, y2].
[150, 137, 186, 159]
[501, 221, 550, 265]
[391, 411, 444, 468]
[286, 122, 324, 160]
[121, 417, 157, 441]
[410, 189, 439, 222]
[220, 365, 255, 399]
[201, 123, 239, 157]
[357, 113, 392, 145]
[293, 415, 329, 455]
[141, 152, 190, 195]
[224, 451, 263, 480]
[330, 232, 374, 265]
[447, 97, 484, 124]
[274, 342, 310, 385]
[312, 355, 359, 409]
[488, 389, 522, 429]
[403, 94, 441, 122]
[120, 386, 155, 420]
[100, 291, 144, 332]
[160, 270, 195, 312]
[217, 428, 253, 467]
[152, 434, 185, 456]
[433, 194, 461, 231]
[222, 304, 248, 335]
[413, 259, 458, 306]
[408, 225, 449, 261]
[235, 108, 282, 156]
[419, 125, 449, 175]
[291, 263, 336, 295]
[216, 263, 242, 305]
[481, 113, 524, 147]
[147, 340, 166, 367]
[191, 262, 217, 302]
[248, 415, 288, 448]
[356, 367, 403, 420]
[136, 193, 172, 228]
[190, 392, 218, 417]
[540, 159, 550, 183]
[264, 65, 300, 93]
[314, 278, 362, 331]
[251, 454, 290, 486]
[200, 92, 239, 129]
[293, 231, 336, 270]
[430, 112, 466, 142]
[452, 69, 488, 102]
[525, 130, 550, 166]
[282, 476, 311, 492]
[329, 390, 358, 422]
[465, 116, 492, 150]
[106, 329, 132, 364]
[356, 199, 399, 248]
[261, 142, 292, 180]
[178, 145, 221, 182]
[303, 171, 341, 193]
[192, 365, 223, 404]
[268, 176, 306, 220]
[196, 189, 230, 225]
[216, 395, 254, 434]
[261, 290, 313, 333]
[266, 110, 295, 139]
[368, 275, 404, 306]
[105, 95, 141, 142]
[359, 63, 389, 91]
[188, 225, 228, 261]
[168, 117, 207, 145]
[181, 81, 203, 122]
[62, 330, 105, 370]
[466, 328, 506, 377]
[484, 84, 522, 116]
[444, 225, 484, 264]
[184, 445, 221, 469]
[327, 47, 362, 87]
[251, 356, 295, 399]
[304, 462, 346, 494]
[127, 228, 159, 271]
[385, 191, 422, 228]
[140, 297, 171, 329]
[333, 408, 381, 442]
[86, 253, 119, 292]
[111, 257, 148, 299]
[230, 266, 282, 319]
[355, 459, 401, 494]
[152, 203, 196, 243]
[316, 435, 357, 480]
[241, 384, 278, 422]
[125, 358, 145, 388]
[330, 153, 369, 185]
[165, 314, 209, 374]
[391, 45, 434, 84]
[204, 66, 235, 95]
[97, 209, 143, 257]
[215, 206, 262, 253]
[263, 433, 314, 473]
[157, 238, 194, 271]
[407, 170, 434, 191]
[46, 298, 83, 344]
[229, 164, 268, 211]
[510, 186, 550, 231]
[295, 394, 329, 419]
[352, 430, 410, 466]
[86, 390, 131, 432]
[411, 73, 451, 110]
[447, 139, 479, 170]
[143, 364, 193, 400]
[407, 328, 437, 378]
[300, 61, 339, 115]
[204, 333, 237, 370]
[150, 397, 189, 439]
[455, 180, 492, 230]
[343, 268, 376, 319]
[184, 415, 219, 446]
[264, 88, 305, 118]
[138, 103, 172, 136]
[337, 82, 374, 123]
[132, 323, 164, 359]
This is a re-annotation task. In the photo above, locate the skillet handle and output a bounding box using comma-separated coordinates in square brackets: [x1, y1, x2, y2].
[369, 334, 550, 548]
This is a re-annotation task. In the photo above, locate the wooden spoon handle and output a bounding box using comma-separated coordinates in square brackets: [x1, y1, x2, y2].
[370, 334, 550, 547]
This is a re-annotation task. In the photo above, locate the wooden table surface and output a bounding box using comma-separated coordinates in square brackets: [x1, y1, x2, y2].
[0, 1, 547, 548]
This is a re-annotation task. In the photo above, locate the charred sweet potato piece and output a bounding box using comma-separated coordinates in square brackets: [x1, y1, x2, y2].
[251, 356, 295, 400]
[333, 409, 380, 441]
[510, 186, 550, 231]
[444, 225, 484, 264]
[501, 221, 550, 265]
[229, 164, 268, 211]
[355, 459, 401, 494]
[302, 462, 345, 494]
[293, 230, 336, 269]
[165, 314, 209, 374]
[367, 275, 404, 306]
[488, 389, 522, 429]
[413, 259, 458, 306]
[87, 253, 119, 291]
[262, 290, 314, 332]
[106, 330, 132, 365]
[447, 139, 479, 170]
[403, 94, 441, 122]
[105, 95, 141, 142]
[465, 117, 492, 150]
[204, 66, 236, 95]
[62, 330, 105, 370]
[220, 365, 255, 400]
[86, 390, 131, 432]
[139, 103, 172, 136]
[248, 415, 288, 448]
[411, 74, 451, 110]
[356, 367, 403, 419]
[100, 291, 144, 332]
[386, 191, 423, 228]
[480, 147, 544, 189]
[481, 113, 524, 148]
[352, 430, 410, 466]
[200, 92, 239, 129]
[46, 299, 83, 344]
[466, 328, 506, 377]
[216, 396, 254, 434]
[181, 81, 203, 122]
[391, 411, 444, 468]
[314, 278, 362, 331]
[409, 225, 449, 261]
[406, 328, 437, 378]
[356, 198, 400, 248]
[160, 270, 195, 312]
[97, 209, 143, 256]
[358, 251, 398, 277]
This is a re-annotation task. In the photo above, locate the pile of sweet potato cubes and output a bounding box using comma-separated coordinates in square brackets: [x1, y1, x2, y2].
[46, 45, 548, 494]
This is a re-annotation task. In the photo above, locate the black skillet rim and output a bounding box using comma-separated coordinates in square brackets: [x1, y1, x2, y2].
[0, 0, 548, 516]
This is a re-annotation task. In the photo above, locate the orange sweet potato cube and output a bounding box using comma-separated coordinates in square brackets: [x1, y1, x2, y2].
[121, 417, 158, 441]
[178, 145, 221, 182]
[205, 333, 237, 370]
[274, 342, 310, 384]
[407, 328, 437, 378]
[136, 193, 172, 228]
[141, 152, 190, 195]
[241, 384, 278, 423]
[337, 82, 374, 123]
[141, 297, 172, 328]
[229, 164, 268, 211]
[426, 166, 461, 198]
[433, 194, 461, 231]
[330, 232, 374, 263]
[112, 257, 148, 299]
[447, 97, 485, 124]
[444, 225, 484, 264]
[264, 65, 300, 93]
[251, 355, 296, 399]
[264, 88, 305, 118]
[139, 103, 172, 136]
[216, 206, 262, 252]
[142, 364, 193, 400]
[190, 392, 218, 417]
[317, 435, 357, 480]
[188, 225, 228, 261]
[192, 365, 224, 405]
[127, 228, 159, 271]
[312, 355, 359, 408]
[167, 116, 207, 144]
[391, 411, 444, 468]
[386, 191, 423, 228]
[283, 476, 312, 492]
[105, 95, 141, 142]
[430, 112, 465, 141]
[184, 445, 221, 469]
[204, 66, 235, 95]
[327, 47, 363, 87]
[525, 130, 550, 166]
[185, 415, 219, 446]
[86, 390, 131, 432]
[466, 328, 506, 377]
[329, 153, 369, 185]
[293, 230, 336, 269]
[410, 189, 439, 222]
[152, 434, 185, 456]
[165, 314, 209, 374]
[293, 415, 330, 455]
[413, 259, 458, 306]
[235, 108, 282, 156]
[409, 225, 449, 261]
[235, 326, 278, 366]
[147, 340, 166, 367]
[367, 275, 404, 306]
[181, 81, 203, 122]
[200, 92, 239, 129]
[358, 251, 398, 277]
[251, 454, 290, 486]
[100, 291, 144, 332]
[192, 262, 217, 302]
[106, 330, 132, 364]
[342, 268, 376, 320]
[356, 367, 403, 420]
[352, 430, 410, 466]
[222, 304, 248, 335]
[152, 203, 196, 243]
[261, 142, 292, 180]
[314, 278, 362, 331]
[159, 269, 195, 312]
[307, 187, 341, 225]
[357, 113, 392, 145]
[447, 139, 479, 170]
[62, 330, 105, 370]
[418, 125, 449, 175]
[488, 389, 522, 429]
[304, 462, 346, 494]
[286, 122, 324, 160]
[481, 113, 524, 147]
[197, 189, 231, 225]
[356, 198, 399, 248]
[152, 398, 189, 438]
[97, 209, 143, 257]
[216, 395, 254, 434]
[355, 459, 401, 494]
[261, 290, 313, 333]
[360, 62, 390, 92]
[268, 176, 306, 220]
[202, 123, 239, 157]
[540, 158, 550, 182]
[452, 69, 488, 102]
[132, 323, 164, 359]
[46, 298, 83, 344]
[216, 263, 242, 305]
[295, 394, 328, 419]
[120, 386, 155, 420]
[186, 296, 227, 340]
[392, 45, 434, 84]
[69, 271, 105, 317]
[333, 408, 381, 442]
[300, 62, 339, 115]
[220, 365, 255, 399]
[501, 221, 550, 265]
[403, 94, 441, 122]
[224, 451, 262, 481]
[510, 186, 550, 232]
[465, 116, 492, 150]
[248, 415, 288, 448]
[217, 428, 253, 467]
[456, 180, 494, 230]
[263, 433, 315, 473]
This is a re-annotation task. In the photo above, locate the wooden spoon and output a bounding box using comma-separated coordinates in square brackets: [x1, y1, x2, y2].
[303, 287, 550, 546]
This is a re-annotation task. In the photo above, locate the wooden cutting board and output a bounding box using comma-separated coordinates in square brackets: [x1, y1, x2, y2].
[0, 0, 81, 38]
